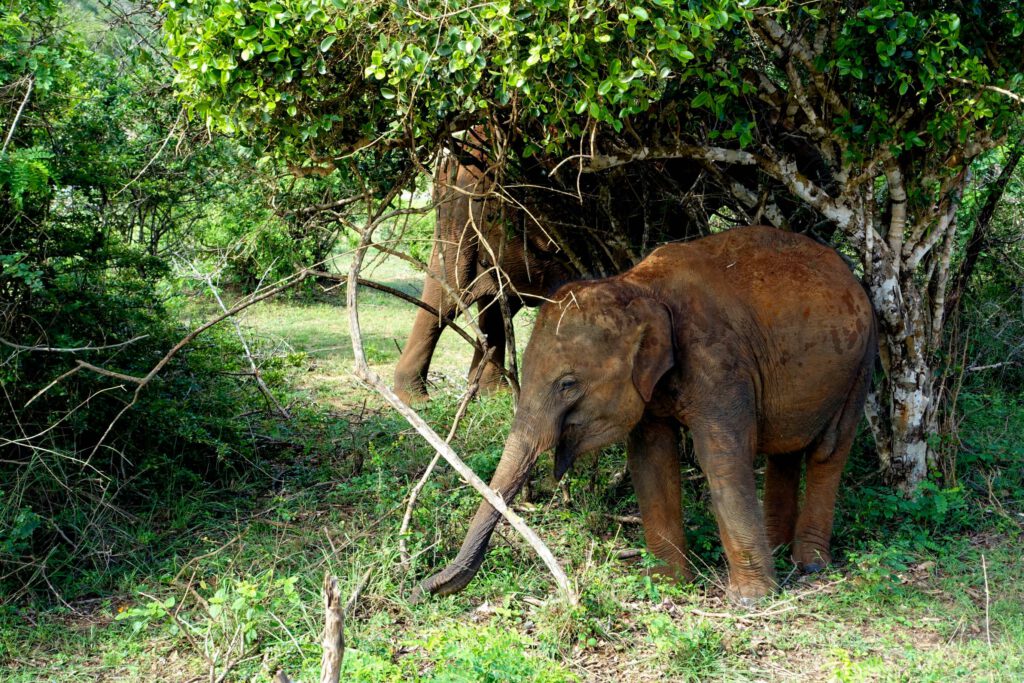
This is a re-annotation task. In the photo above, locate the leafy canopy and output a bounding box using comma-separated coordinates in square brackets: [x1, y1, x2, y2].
[163, 1, 1023, 167]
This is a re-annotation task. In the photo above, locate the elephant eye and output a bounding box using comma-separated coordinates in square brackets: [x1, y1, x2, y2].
[558, 376, 578, 393]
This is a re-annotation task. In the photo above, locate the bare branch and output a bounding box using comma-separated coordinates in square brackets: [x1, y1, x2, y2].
[398, 347, 490, 567]
[2, 76, 33, 155]
[0, 334, 149, 354]
[949, 76, 1024, 105]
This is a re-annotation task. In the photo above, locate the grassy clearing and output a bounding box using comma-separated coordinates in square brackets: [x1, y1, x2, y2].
[2, 253, 1021, 682]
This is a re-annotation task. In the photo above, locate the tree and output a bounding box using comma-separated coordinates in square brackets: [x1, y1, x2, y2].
[162, 0, 1024, 493]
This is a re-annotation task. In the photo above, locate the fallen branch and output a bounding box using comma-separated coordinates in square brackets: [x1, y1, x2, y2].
[196, 267, 290, 419]
[76, 268, 313, 459]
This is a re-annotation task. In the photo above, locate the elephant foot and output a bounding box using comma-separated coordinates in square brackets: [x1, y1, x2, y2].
[793, 544, 831, 573]
[725, 575, 776, 607]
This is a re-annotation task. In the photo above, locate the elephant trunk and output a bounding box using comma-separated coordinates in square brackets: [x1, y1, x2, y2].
[414, 413, 548, 599]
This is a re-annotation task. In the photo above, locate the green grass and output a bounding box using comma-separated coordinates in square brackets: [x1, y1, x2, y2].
[2, 252, 1022, 682]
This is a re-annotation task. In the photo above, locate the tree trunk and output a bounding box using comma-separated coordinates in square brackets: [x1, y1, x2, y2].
[858, 181, 962, 494]
[872, 328, 936, 493]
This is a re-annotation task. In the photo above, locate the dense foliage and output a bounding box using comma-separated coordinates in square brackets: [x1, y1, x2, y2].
[0, 0, 348, 597]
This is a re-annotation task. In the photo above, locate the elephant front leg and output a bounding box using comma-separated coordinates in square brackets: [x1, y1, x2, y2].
[691, 421, 776, 605]
[627, 416, 691, 581]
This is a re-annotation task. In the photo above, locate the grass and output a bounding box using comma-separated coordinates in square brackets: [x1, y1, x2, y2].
[2, 251, 1022, 682]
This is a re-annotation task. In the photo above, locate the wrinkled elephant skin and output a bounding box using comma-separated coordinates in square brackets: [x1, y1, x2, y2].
[393, 130, 569, 404]
[416, 226, 877, 605]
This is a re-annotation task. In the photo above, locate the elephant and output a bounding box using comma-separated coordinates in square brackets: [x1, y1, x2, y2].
[414, 225, 877, 604]
[393, 132, 571, 404]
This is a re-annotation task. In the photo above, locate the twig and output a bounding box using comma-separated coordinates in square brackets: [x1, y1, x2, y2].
[196, 267, 290, 419]
[320, 574, 345, 683]
[309, 270, 480, 350]
[78, 269, 313, 460]
[398, 347, 491, 567]
[949, 76, 1024, 105]
[23, 365, 83, 407]
[345, 184, 577, 605]
[111, 108, 183, 199]
[967, 361, 1018, 373]
[606, 514, 643, 525]
[982, 553, 991, 649]
[2, 76, 33, 155]
[74, 360, 143, 384]
[0, 334, 148, 353]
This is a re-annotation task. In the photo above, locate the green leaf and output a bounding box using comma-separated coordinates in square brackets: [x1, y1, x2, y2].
[320, 34, 337, 52]
[631, 7, 650, 21]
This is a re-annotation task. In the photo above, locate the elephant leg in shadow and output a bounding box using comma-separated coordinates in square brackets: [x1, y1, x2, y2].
[394, 285, 518, 404]
[468, 295, 521, 394]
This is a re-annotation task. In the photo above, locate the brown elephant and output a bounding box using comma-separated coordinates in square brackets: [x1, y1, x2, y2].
[415, 226, 876, 604]
[393, 134, 570, 404]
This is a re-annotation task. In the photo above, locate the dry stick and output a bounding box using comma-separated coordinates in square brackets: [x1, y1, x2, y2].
[982, 553, 992, 649]
[397, 347, 493, 568]
[345, 567, 373, 615]
[320, 574, 345, 683]
[0, 334, 148, 353]
[1, 76, 32, 154]
[346, 206, 577, 605]
[199, 269, 290, 419]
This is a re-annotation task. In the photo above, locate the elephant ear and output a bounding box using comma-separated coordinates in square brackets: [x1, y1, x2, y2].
[627, 297, 675, 402]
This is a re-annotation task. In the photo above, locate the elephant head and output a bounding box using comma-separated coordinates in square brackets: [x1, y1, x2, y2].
[415, 281, 675, 597]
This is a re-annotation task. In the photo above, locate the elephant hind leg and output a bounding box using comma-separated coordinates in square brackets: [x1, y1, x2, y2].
[469, 296, 507, 394]
[793, 360, 873, 572]
[763, 455, 802, 552]
[394, 273, 455, 404]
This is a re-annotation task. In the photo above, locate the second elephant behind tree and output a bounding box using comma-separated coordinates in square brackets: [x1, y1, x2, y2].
[393, 132, 569, 404]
